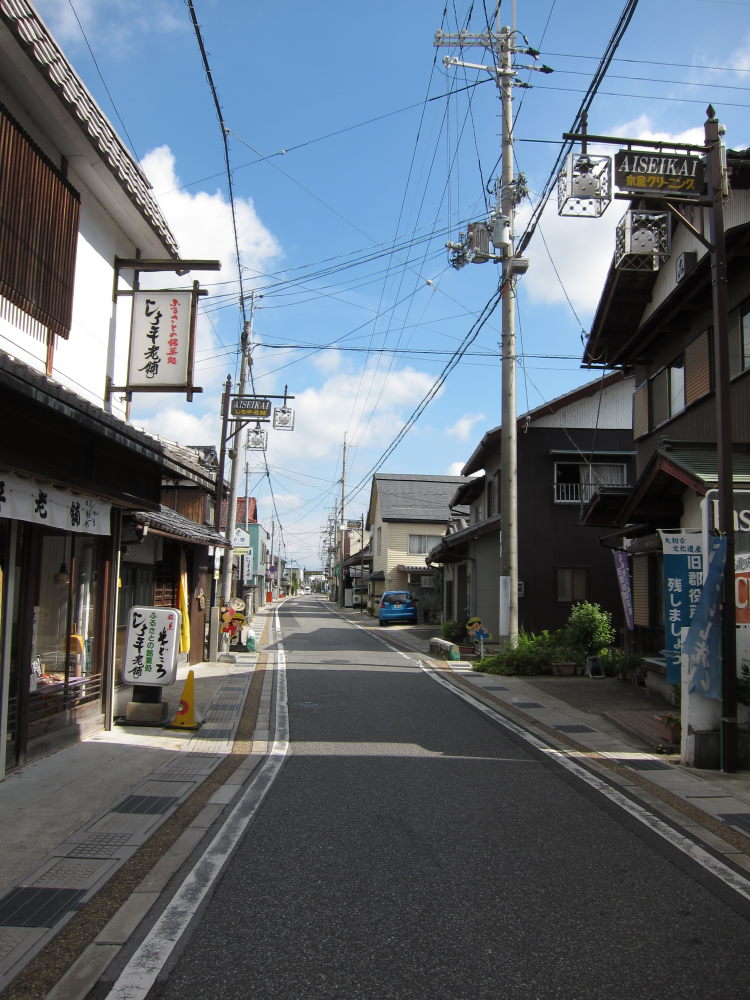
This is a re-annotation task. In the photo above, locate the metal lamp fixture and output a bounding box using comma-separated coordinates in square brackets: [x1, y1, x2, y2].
[273, 406, 295, 431]
[615, 210, 671, 271]
[246, 424, 268, 451]
[557, 153, 612, 217]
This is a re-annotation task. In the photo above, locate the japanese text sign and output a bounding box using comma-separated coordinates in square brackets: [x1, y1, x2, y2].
[614, 151, 704, 199]
[0, 471, 110, 535]
[128, 290, 192, 388]
[659, 531, 703, 685]
[122, 606, 181, 686]
[685, 537, 726, 700]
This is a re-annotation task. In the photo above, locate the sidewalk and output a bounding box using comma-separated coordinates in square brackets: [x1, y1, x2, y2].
[0, 607, 275, 995]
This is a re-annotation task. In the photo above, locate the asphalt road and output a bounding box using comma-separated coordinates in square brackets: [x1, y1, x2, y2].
[103, 597, 750, 999]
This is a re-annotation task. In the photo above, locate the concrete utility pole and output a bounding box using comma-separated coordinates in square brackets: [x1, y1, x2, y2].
[220, 291, 260, 608]
[435, 5, 549, 648]
[497, 20, 518, 649]
[339, 437, 347, 605]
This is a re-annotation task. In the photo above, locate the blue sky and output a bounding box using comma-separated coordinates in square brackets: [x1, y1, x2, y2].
[34, 0, 750, 568]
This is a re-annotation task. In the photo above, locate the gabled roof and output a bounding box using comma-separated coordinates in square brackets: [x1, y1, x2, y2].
[368, 474, 471, 525]
[462, 372, 628, 475]
[582, 442, 750, 529]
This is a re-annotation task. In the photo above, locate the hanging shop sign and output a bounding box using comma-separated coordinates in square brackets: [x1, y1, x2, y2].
[122, 606, 181, 686]
[233, 527, 251, 555]
[614, 151, 704, 198]
[0, 471, 110, 535]
[231, 396, 272, 418]
[127, 290, 195, 389]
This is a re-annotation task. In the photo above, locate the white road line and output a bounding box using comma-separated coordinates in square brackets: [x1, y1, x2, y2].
[104, 611, 289, 1000]
[418, 659, 750, 903]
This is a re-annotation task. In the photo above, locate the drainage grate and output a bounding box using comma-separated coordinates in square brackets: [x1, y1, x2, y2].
[514, 701, 543, 709]
[555, 724, 595, 734]
[718, 813, 750, 835]
[66, 833, 133, 858]
[193, 728, 234, 741]
[617, 758, 671, 771]
[0, 886, 86, 928]
[112, 795, 180, 815]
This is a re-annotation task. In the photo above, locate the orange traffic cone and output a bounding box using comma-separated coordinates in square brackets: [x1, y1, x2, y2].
[166, 669, 203, 730]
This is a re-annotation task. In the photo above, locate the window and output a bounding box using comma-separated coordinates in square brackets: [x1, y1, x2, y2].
[634, 331, 712, 439]
[650, 355, 685, 427]
[729, 303, 750, 377]
[486, 478, 494, 517]
[376, 527, 382, 556]
[557, 568, 587, 603]
[0, 103, 80, 339]
[409, 534, 442, 554]
[554, 463, 626, 503]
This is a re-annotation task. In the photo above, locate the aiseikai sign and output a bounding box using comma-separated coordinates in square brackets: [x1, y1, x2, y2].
[614, 151, 704, 198]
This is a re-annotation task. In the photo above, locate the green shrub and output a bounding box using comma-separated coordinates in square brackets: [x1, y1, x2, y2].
[600, 649, 643, 679]
[564, 602, 616, 657]
[474, 628, 565, 676]
[440, 620, 467, 643]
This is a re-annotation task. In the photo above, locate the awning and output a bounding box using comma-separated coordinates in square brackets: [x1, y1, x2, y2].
[127, 505, 229, 547]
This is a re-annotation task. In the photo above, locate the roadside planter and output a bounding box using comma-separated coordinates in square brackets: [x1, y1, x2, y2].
[656, 714, 681, 744]
[551, 662, 576, 676]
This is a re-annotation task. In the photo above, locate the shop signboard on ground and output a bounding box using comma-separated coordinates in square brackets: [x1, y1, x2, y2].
[122, 606, 181, 686]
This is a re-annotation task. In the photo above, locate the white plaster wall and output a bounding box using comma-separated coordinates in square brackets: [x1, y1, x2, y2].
[50, 171, 135, 420]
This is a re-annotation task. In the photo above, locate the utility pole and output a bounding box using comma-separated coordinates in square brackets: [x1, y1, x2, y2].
[435, 6, 550, 648]
[339, 437, 347, 605]
[220, 291, 260, 609]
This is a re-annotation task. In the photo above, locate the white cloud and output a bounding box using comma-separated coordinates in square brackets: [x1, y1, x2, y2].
[133, 407, 220, 448]
[446, 413, 485, 441]
[447, 461, 465, 476]
[140, 146, 281, 286]
[35, 1, 184, 50]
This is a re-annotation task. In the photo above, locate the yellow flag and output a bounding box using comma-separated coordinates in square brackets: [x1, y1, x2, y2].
[179, 549, 191, 654]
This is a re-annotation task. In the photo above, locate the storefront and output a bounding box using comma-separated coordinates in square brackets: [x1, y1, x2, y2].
[0, 476, 119, 768]
[0, 352, 166, 774]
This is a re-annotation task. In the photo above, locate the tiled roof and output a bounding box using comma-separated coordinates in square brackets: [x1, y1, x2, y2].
[129, 505, 228, 547]
[660, 445, 750, 486]
[374, 474, 471, 522]
[1, 0, 178, 255]
[0, 351, 215, 489]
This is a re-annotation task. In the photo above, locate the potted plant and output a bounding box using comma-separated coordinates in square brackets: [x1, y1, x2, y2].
[656, 713, 681, 744]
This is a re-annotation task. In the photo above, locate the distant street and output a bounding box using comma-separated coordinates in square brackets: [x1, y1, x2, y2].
[99, 597, 749, 1000]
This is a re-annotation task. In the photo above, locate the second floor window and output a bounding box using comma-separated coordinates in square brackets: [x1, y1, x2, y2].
[409, 534, 442, 554]
[729, 302, 750, 377]
[554, 462, 627, 503]
[651, 356, 685, 427]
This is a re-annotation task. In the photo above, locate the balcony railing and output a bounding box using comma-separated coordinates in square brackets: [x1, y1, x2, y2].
[555, 482, 608, 504]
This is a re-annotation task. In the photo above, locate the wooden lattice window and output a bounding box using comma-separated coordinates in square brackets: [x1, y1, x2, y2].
[0, 102, 80, 339]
